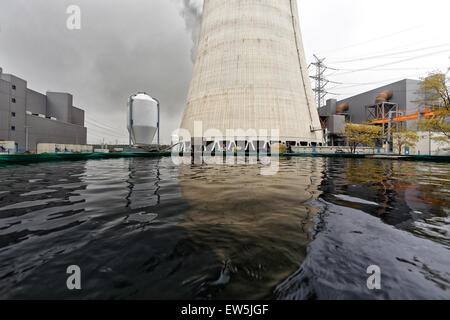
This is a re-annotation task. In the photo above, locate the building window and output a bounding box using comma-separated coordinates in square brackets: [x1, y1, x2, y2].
[11, 98, 16, 103]
[12, 85, 16, 90]
[11, 126, 16, 131]
[11, 112, 16, 117]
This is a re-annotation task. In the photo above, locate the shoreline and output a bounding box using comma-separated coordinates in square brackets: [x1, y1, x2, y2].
[0, 152, 449, 165]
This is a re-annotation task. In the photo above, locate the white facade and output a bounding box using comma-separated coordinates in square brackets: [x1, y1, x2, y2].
[409, 132, 449, 156]
[180, 0, 323, 145]
[127, 93, 158, 145]
[36, 143, 93, 154]
[0, 141, 16, 154]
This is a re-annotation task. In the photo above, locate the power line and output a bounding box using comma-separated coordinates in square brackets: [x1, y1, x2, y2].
[85, 117, 124, 133]
[87, 130, 125, 142]
[85, 120, 123, 136]
[85, 123, 125, 138]
[328, 42, 450, 64]
[85, 122, 126, 140]
[328, 49, 449, 76]
[86, 117, 123, 130]
[327, 67, 438, 74]
[319, 25, 425, 57]
[83, 118, 127, 143]
[328, 72, 424, 89]
[330, 74, 419, 95]
[85, 116, 122, 131]
[324, 33, 450, 62]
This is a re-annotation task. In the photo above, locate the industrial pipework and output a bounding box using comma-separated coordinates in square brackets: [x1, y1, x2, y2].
[375, 91, 393, 104]
[336, 103, 349, 114]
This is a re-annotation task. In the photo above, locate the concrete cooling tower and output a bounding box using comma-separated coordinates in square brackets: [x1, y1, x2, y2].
[179, 0, 324, 147]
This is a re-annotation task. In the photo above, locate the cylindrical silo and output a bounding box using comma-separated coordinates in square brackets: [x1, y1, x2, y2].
[127, 92, 159, 145]
[180, 0, 324, 146]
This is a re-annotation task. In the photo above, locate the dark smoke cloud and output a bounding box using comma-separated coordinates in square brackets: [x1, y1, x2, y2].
[176, 0, 203, 62]
[0, 0, 195, 144]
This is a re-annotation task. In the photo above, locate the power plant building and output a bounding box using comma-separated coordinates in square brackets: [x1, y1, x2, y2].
[319, 79, 423, 146]
[0, 68, 87, 152]
[318, 79, 449, 155]
[180, 0, 324, 150]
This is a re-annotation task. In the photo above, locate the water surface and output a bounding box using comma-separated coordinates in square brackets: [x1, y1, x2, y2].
[0, 157, 448, 299]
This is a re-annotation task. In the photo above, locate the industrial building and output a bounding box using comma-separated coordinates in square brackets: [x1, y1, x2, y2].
[319, 79, 423, 146]
[318, 79, 449, 155]
[180, 0, 324, 151]
[0, 68, 87, 153]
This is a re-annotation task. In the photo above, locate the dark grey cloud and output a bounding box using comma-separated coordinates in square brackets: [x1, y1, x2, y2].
[1, 0, 447, 144]
[177, 0, 203, 62]
[0, 0, 196, 144]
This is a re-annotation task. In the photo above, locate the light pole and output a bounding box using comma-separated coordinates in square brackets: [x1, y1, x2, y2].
[25, 126, 31, 152]
[429, 130, 432, 156]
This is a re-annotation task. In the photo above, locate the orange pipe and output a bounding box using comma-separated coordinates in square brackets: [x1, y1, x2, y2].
[370, 110, 435, 124]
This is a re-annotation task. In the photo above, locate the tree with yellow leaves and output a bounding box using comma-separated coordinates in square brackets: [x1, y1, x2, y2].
[391, 126, 419, 155]
[415, 72, 449, 141]
[342, 123, 385, 154]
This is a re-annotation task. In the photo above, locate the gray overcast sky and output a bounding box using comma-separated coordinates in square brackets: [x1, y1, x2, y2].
[0, 0, 449, 144]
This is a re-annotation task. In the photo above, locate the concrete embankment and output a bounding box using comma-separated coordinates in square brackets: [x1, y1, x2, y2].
[0, 152, 449, 165]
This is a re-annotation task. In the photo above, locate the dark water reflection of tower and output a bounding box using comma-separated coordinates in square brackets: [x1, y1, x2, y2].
[176, 158, 325, 299]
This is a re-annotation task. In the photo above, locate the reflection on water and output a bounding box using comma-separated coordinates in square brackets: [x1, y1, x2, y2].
[178, 159, 324, 299]
[328, 159, 449, 233]
[0, 157, 448, 299]
[277, 158, 450, 300]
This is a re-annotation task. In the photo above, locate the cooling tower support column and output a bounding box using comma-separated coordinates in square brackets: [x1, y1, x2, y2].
[180, 0, 324, 145]
[129, 95, 134, 147]
[154, 97, 160, 146]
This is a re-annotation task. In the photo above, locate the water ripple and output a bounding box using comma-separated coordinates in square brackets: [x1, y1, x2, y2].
[0, 157, 448, 299]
